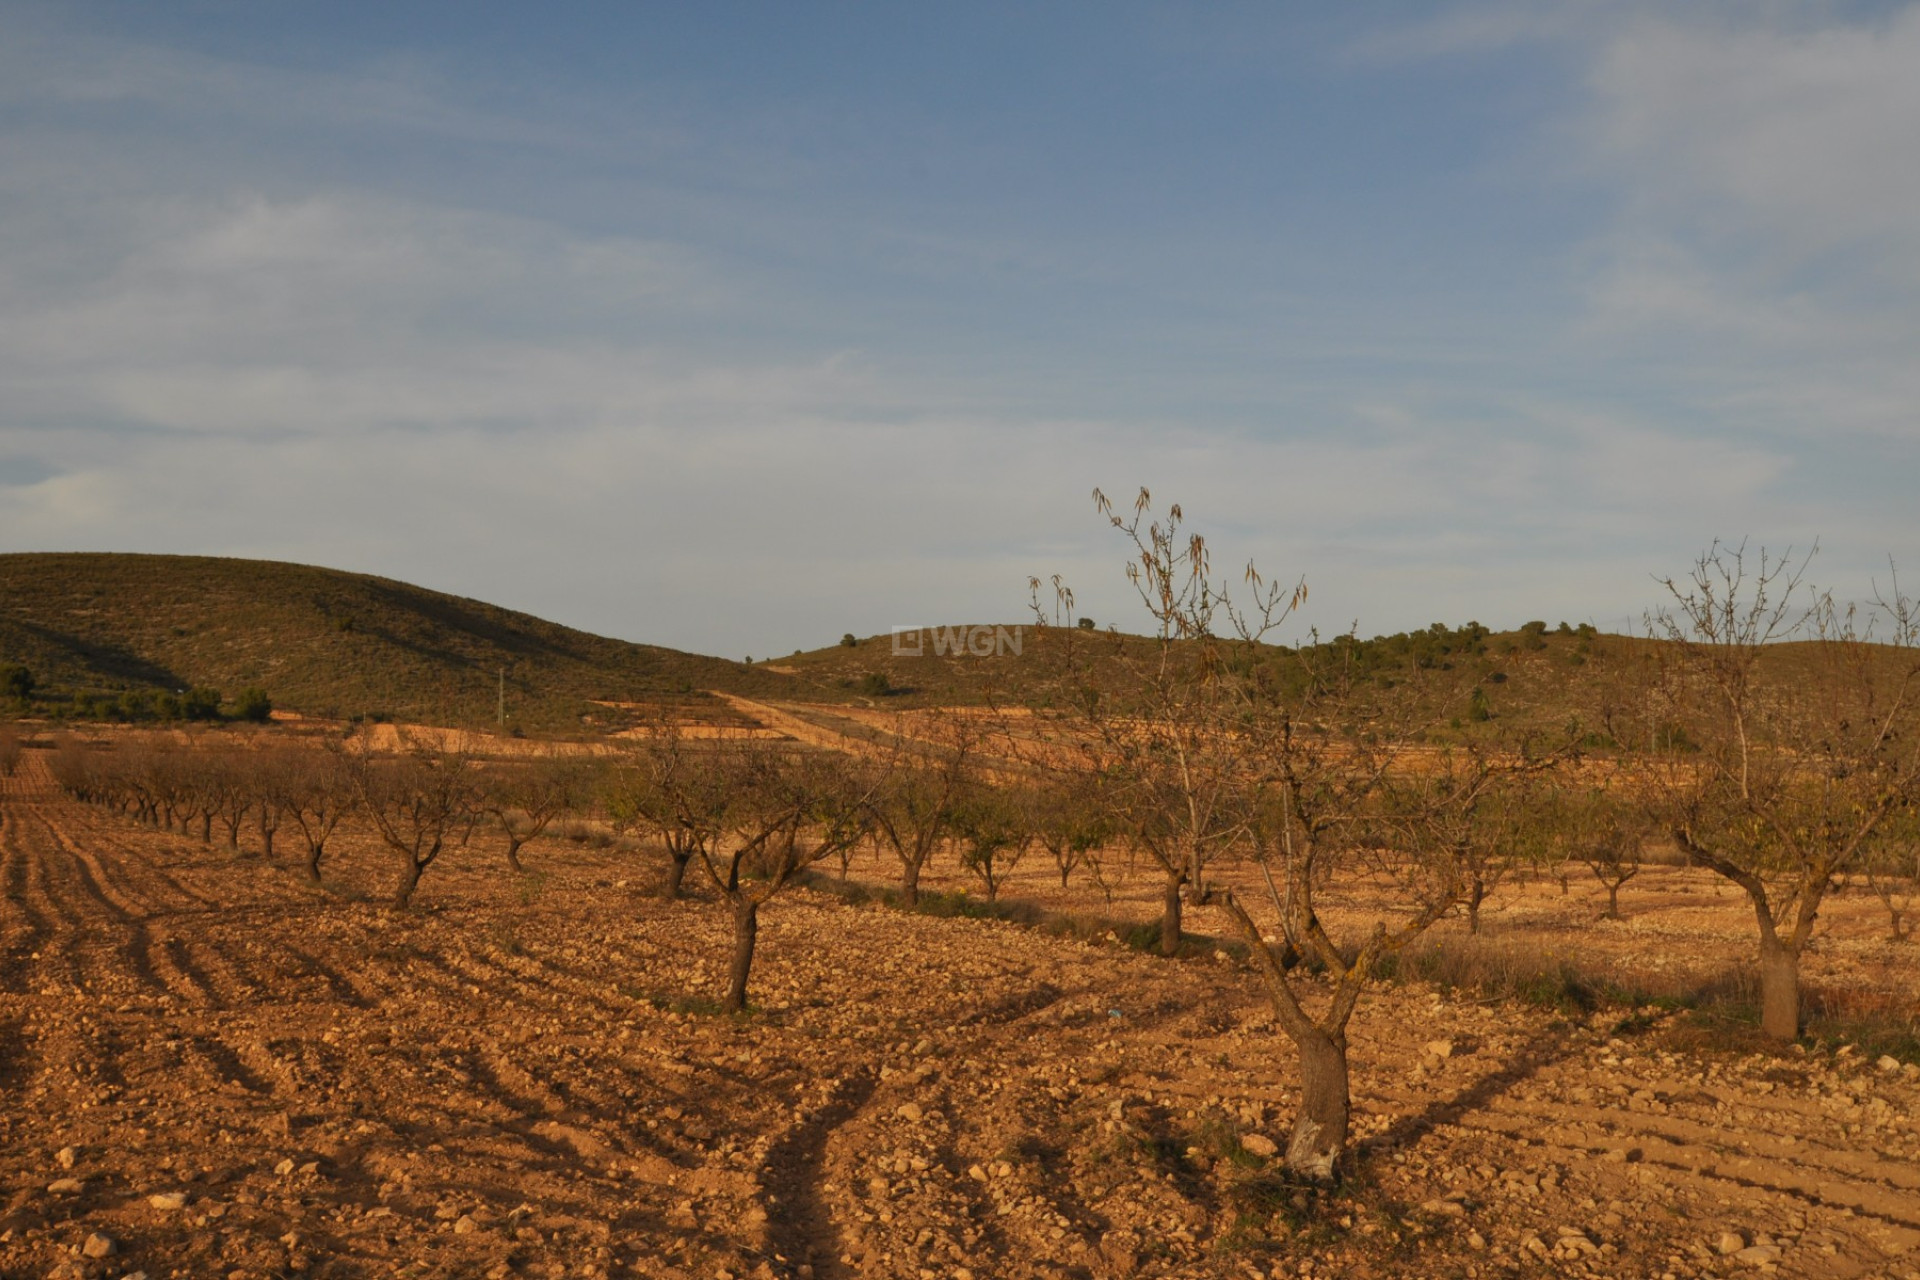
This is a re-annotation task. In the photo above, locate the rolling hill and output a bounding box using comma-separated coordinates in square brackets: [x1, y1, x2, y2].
[6, 553, 1884, 745]
[0, 553, 843, 731]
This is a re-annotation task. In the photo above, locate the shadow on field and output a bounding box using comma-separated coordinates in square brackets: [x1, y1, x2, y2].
[761, 1067, 878, 1280]
[1361, 1026, 1577, 1162]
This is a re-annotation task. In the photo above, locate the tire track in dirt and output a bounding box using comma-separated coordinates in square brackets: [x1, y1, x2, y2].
[431, 1041, 685, 1179]
[22, 758, 250, 917]
[174, 936, 264, 1006]
[7, 783, 216, 1006]
[762, 1068, 878, 1280]
[0, 801, 51, 993]
[202, 927, 339, 1005]
[777, 972, 1113, 1279]
[30, 806, 156, 922]
[11, 802, 95, 996]
[497, 945, 656, 1013]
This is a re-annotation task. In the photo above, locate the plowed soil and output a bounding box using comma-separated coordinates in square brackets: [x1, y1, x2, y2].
[4, 752, 1920, 1280]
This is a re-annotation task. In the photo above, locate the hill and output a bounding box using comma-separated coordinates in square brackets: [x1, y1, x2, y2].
[4, 554, 1884, 743]
[0, 552, 843, 731]
[782, 617, 1647, 737]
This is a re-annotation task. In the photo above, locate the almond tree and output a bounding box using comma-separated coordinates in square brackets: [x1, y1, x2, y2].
[950, 781, 1034, 902]
[868, 726, 976, 907]
[1220, 657, 1425, 1181]
[1028, 488, 1302, 954]
[1388, 740, 1564, 937]
[1568, 789, 1643, 921]
[181, 742, 222, 843]
[1045, 489, 1545, 1181]
[606, 725, 734, 900]
[253, 747, 291, 860]
[137, 741, 189, 832]
[483, 754, 584, 873]
[1648, 544, 1920, 1039]
[1862, 810, 1920, 942]
[209, 750, 255, 849]
[350, 735, 483, 909]
[700, 744, 879, 1012]
[287, 746, 355, 884]
[1030, 771, 1113, 888]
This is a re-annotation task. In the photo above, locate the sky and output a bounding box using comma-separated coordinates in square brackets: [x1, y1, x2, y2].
[3, 2, 1918, 658]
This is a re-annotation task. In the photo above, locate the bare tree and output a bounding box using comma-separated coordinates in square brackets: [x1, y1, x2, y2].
[1648, 543, 1920, 1039]
[1221, 666, 1431, 1182]
[350, 734, 483, 909]
[1044, 489, 1541, 1182]
[1081, 838, 1131, 910]
[243, 745, 292, 860]
[1030, 488, 1302, 954]
[1570, 790, 1643, 921]
[699, 744, 879, 1012]
[1863, 813, 1920, 942]
[180, 741, 222, 843]
[208, 750, 254, 849]
[950, 782, 1034, 902]
[48, 733, 98, 799]
[1389, 739, 1563, 937]
[286, 746, 355, 884]
[137, 740, 189, 833]
[483, 754, 584, 873]
[1030, 771, 1113, 888]
[607, 726, 733, 900]
[868, 726, 976, 907]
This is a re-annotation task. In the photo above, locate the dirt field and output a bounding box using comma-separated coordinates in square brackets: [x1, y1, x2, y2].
[4, 752, 1920, 1280]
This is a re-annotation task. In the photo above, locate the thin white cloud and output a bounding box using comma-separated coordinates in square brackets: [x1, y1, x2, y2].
[1563, 5, 1920, 439]
[1589, 8, 1920, 270]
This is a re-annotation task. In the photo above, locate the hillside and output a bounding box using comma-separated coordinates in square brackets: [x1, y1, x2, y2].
[0, 553, 843, 731]
[3, 554, 1892, 741]
[782, 618, 1648, 736]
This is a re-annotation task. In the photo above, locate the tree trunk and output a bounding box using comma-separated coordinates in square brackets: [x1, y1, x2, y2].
[260, 822, 275, 861]
[1160, 872, 1184, 957]
[1604, 883, 1622, 920]
[392, 856, 424, 910]
[662, 851, 691, 900]
[901, 859, 922, 908]
[505, 835, 525, 874]
[1466, 877, 1485, 935]
[1286, 1026, 1351, 1181]
[1759, 937, 1801, 1041]
[305, 844, 323, 884]
[199, 813, 212, 843]
[724, 899, 759, 1013]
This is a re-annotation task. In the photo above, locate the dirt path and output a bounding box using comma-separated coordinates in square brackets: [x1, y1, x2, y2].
[3, 757, 1919, 1279]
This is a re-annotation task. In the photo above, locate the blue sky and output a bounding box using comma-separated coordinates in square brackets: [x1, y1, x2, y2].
[3, 2, 1917, 656]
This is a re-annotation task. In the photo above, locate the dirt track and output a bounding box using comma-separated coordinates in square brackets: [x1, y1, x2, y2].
[4, 755, 1920, 1280]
